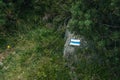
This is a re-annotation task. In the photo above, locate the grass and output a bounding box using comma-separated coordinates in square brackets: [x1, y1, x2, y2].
[0, 27, 70, 80]
[0, 24, 119, 80]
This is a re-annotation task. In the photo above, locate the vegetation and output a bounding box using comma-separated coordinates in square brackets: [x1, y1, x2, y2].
[70, 1, 120, 79]
[0, 0, 120, 80]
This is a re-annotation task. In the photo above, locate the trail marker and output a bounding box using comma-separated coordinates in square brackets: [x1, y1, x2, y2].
[70, 39, 80, 46]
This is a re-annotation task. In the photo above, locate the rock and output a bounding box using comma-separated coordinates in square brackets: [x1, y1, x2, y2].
[63, 29, 76, 58]
[63, 23, 88, 80]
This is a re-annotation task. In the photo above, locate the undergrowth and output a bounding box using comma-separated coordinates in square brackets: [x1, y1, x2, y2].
[0, 27, 70, 80]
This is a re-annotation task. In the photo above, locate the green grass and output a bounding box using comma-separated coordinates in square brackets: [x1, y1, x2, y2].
[0, 24, 119, 80]
[0, 27, 70, 80]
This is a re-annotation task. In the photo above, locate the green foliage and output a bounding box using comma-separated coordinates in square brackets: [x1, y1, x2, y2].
[0, 0, 120, 80]
[0, 1, 6, 26]
[70, 0, 120, 79]
[0, 0, 73, 33]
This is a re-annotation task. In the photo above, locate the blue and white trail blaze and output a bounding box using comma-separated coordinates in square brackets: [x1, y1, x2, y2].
[70, 39, 80, 46]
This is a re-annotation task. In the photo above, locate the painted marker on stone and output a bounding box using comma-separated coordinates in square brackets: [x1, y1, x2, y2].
[70, 39, 80, 46]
